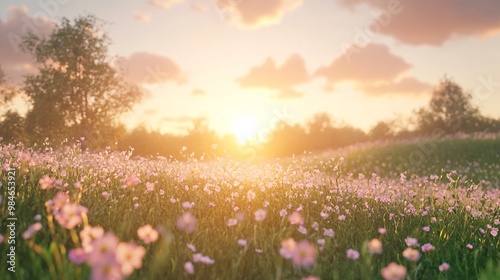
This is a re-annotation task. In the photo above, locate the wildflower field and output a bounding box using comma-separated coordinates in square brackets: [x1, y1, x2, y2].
[1, 137, 500, 280]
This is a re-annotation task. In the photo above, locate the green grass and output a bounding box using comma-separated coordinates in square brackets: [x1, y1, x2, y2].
[0, 137, 499, 279]
[333, 137, 500, 187]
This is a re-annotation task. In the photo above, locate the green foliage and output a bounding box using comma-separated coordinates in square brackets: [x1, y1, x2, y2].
[20, 15, 144, 147]
[478, 260, 500, 280]
[340, 138, 500, 186]
[416, 78, 485, 135]
[0, 65, 18, 108]
[0, 111, 26, 143]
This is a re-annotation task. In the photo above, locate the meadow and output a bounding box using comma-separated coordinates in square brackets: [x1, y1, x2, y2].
[1, 136, 499, 280]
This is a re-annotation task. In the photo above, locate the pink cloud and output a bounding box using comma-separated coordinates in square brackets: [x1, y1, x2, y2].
[134, 11, 151, 22]
[236, 54, 309, 99]
[360, 77, 432, 97]
[117, 52, 184, 85]
[236, 54, 310, 99]
[316, 43, 410, 84]
[339, 0, 500, 45]
[273, 88, 303, 99]
[149, 0, 183, 9]
[216, 0, 302, 28]
[237, 54, 309, 89]
[316, 43, 431, 97]
[191, 2, 208, 13]
[192, 88, 206, 96]
[0, 5, 55, 84]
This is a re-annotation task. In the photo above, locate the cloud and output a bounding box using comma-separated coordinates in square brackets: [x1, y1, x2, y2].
[149, 0, 301, 28]
[316, 43, 410, 84]
[214, 0, 302, 28]
[360, 77, 432, 97]
[237, 54, 309, 89]
[134, 11, 151, 22]
[149, 0, 183, 9]
[0, 5, 55, 84]
[191, 88, 206, 96]
[273, 88, 303, 99]
[236, 54, 308, 99]
[338, 0, 500, 45]
[316, 43, 431, 97]
[190, 2, 208, 13]
[117, 52, 184, 85]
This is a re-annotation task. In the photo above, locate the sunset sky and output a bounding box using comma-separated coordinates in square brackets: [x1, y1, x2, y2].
[1, 0, 500, 139]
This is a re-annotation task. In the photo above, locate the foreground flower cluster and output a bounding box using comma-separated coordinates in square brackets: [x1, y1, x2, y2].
[0, 140, 499, 279]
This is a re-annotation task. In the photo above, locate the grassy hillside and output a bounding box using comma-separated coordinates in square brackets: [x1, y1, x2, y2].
[0, 138, 499, 279]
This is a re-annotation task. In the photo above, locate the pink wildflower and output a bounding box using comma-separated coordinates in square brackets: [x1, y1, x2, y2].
[323, 228, 335, 238]
[69, 248, 87, 264]
[280, 209, 288, 217]
[439, 263, 450, 272]
[184, 261, 195, 274]
[292, 240, 316, 267]
[405, 237, 419, 247]
[122, 174, 141, 189]
[87, 232, 119, 266]
[288, 211, 304, 225]
[22, 223, 42, 240]
[402, 248, 420, 261]
[50, 192, 69, 211]
[280, 238, 297, 259]
[81, 226, 105, 251]
[177, 213, 197, 233]
[227, 218, 238, 227]
[137, 225, 159, 244]
[368, 239, 383, 254]
[254, 209, 266, 222]
[381, 262, 407, 280]
[421, 243, 435, 253]
[54, 203, 88, 229]
[39, 175, 54, 190]
[346, 249, 360, 260]
[116, 242, 146, 276]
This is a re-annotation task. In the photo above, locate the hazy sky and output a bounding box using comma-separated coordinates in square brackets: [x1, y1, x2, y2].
[1, 0, 500, 139]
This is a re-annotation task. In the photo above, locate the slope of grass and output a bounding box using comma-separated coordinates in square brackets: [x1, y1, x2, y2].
[0, 138, 499, 279]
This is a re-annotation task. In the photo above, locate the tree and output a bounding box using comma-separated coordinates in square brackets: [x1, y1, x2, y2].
[21, 15, 144, 147]
[0, 65, 17, 107]
[0, 111, 26, 143]
[369, 121, 394, 140]
[307, 113, 332, 134]
[416, 78, 480, 134]
[0, 67, 26, 143]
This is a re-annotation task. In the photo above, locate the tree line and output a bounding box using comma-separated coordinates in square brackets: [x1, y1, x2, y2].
[1, 15, 499, 160]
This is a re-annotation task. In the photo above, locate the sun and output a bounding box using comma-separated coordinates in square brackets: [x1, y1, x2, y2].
[231, 115, 260, 143]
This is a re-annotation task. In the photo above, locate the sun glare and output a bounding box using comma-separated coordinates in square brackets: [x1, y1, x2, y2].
[231, 115, 260, 143]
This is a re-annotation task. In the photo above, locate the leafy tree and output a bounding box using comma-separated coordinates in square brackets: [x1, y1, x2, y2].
[0, 67, 27, 143]
[369, 121, 394, 140]
[0, 111, 26, 143]
[307, 113, 333, 134]
[0, 65, 17, 107]
[416, 78, 480, 134]
[20, 15, 144, 147]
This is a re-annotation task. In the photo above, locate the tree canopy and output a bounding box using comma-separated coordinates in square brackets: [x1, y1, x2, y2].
[416, 77, 482, 134]
[20, 15, 144, 146]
